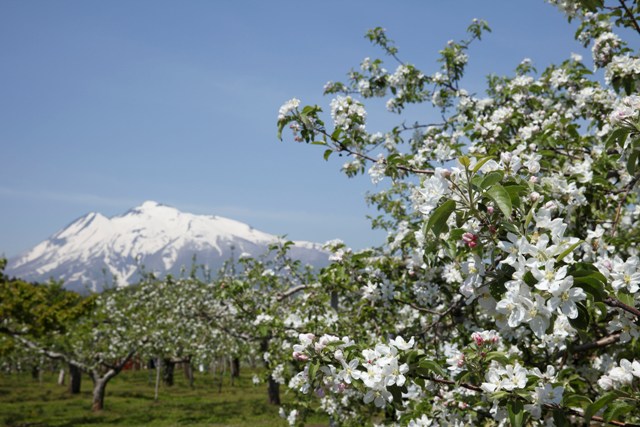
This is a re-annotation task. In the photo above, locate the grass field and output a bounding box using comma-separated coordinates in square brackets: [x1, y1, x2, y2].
[0, 367, 322, 427]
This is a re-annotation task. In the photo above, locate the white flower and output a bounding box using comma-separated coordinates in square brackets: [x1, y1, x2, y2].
[598, 359, 640, 390]
[337, 359, 361, 384]
[278, 98, 300, 120]
[363, 388, 393, 407]
[481, 362, 528, 393]
[525, 384, 564, 419]
[368, 155, 386, 184]
[610, 256, 640, 293]
[547, 276, 586, 319]
[531, 260, 569, 294]
[389, 335, 415, 351]
[417, 172, 450, 215]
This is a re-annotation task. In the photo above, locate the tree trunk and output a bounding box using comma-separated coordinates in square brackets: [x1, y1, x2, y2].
[58, 368, 65, 386]
[260, 338, 280, 405]
[183, 360, 194, 388]
[31, 365, 39, 380]
[331, 290, 339, 311]
[231, 357, 240, 378]
[162, 358, 175, 386]
[218, 357, 226, 393]
[69, 363, 82, 394]
[267, 376, 281, 405]
[155, 357, 161, 401]
[91, 377, 108, 412]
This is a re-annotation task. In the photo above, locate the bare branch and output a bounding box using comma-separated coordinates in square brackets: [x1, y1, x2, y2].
[618, 0, 640, 36]
[605, 296, 640, 318]
[277, 285, 309, 301]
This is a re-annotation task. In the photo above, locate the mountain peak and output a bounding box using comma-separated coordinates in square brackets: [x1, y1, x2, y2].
[139, 200, 163, 209]
[6, 202, 328, 293]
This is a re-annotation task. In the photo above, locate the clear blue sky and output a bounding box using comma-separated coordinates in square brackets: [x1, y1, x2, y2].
[0, 1, 587, 258]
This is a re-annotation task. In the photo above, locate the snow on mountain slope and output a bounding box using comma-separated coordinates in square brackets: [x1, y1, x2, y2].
[6, 201, 329, 293]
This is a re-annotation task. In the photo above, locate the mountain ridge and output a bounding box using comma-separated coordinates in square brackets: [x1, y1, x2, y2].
[5, 201, 329, 293]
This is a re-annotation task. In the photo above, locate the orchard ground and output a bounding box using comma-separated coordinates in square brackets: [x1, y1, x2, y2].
[0, 367, 327, 427]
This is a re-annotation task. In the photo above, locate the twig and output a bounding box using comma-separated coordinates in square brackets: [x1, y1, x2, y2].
[423, 298, 464, 332]
[605, 296, 640, 318]
[558, 333, 621, 359]
[572, 333, 621, 353]
[618, 0, 640, 36]
[277, 285, 309, 301]
[421, 375, 639, 426]
[313, 126, 435, 176]
[394, 297, 443, 315]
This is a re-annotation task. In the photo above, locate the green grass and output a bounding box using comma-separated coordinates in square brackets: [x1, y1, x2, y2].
[0, 368, 325, 427]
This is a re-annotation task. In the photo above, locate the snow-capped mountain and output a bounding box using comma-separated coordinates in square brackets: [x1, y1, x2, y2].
[6, 201, 329, 293]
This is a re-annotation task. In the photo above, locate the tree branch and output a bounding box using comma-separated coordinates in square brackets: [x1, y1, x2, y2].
[10, 333, 93, 373]
[558, 333, 621, 359]
[311, 126, 435, 175]
[618, 0, 640, 36]
[605, 296, 640, 318]
[573, 333, 621, 353]
[421, 375, 640, 426]
[277, 285, 309, 301]
[394, 297, 444, 315]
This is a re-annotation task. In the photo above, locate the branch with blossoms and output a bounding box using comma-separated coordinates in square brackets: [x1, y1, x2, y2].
[276, 3, 640, 425]
[288, 331, 640, 426]
[277, 98, 436, 177]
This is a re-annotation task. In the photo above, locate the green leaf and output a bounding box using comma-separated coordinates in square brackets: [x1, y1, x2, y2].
[584, 391, 620, 423]
[605, 128, 629, 148]
[500, 221, 519, 235]
[417, 358, 446, 377]
[426, 200, 456, 237]
[484, 351, 509, 364]
[570, 263, 606, 282]
[311, 140, 326, 146]
[604, 401, 635, 424]
[486, 184, 512, 217]
[556, 240, 583, 263]
[388, 384, 405, 406]
[568, 302, 590, 330]
[552, 409, 571, 427]
[323, 149, 333, 161]
[504, 185, 527, 209]
[627, 149, 639, 175]
[308, 361, 320, 382]
[563, 393, 592, 409]
[572, 276, 607, 301]
[449, 228, 466, 241]
[459, 156, 471, 168]
[523, 271, 537, 287]
[480, 171, 504, 189]
[507, 400, 525, 427]
[472, 156, 495, 173]
[616, 291, 635, 307]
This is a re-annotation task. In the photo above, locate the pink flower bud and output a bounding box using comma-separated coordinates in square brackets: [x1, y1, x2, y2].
[472, 333, 484, 346]
[463, 232, 479, 248]
[462, 232, 476, 243]
[293, 352, 309, 362]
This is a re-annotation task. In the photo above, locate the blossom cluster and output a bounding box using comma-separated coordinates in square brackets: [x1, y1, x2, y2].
[597, 358, 640, 390]
[290, 333, 414, 409]
[277, 2, 640, 424]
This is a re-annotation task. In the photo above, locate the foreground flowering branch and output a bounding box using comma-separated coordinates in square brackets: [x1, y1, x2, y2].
[276, 2, 640, 425]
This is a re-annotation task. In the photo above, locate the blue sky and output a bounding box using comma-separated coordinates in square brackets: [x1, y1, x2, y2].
[0, 1, 587, 257]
